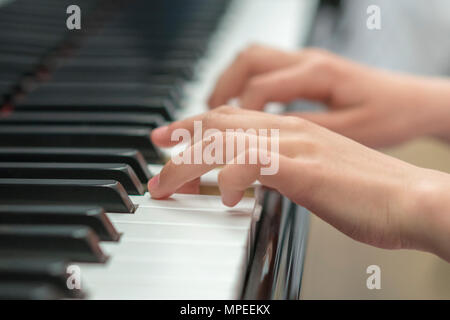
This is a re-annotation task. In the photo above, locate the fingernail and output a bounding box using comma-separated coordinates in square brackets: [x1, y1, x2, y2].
[148, 174, 160, 193]
[152, 126, 169, 137]
[153, 126, 169, 134]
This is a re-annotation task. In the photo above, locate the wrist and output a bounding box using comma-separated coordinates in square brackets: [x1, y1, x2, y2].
[408, 169, 450, 261]
[407, 77, 450, 140]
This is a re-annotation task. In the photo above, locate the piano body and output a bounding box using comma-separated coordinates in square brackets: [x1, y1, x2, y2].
[0, 0, 317, 299]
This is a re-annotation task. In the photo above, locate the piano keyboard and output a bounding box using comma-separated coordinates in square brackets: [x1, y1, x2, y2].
[0, 0, 316, 299]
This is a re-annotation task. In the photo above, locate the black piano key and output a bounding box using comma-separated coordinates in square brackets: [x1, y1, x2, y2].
[0, 282, 67, 300]
[15, 96, 181, 113]
[0, 162, 144, 195]
[0, 39, 57, 56]
[38, 81, 180, 97]
[52, 61, 194, 81]
[0, 257, 83, 298]
[0, 1, 93, 17]
[0, 62, 39, 78]
[56, 70, 185, 86]
[14, 97, 176, 121]
[0, 81, 15, 100]
[0, 8, 96, 33]
[74, 47, 201, 61]
[0, 14, 74, 29]
[0, 53, 46, 70]
[61, 56, 160, 68]
[0, 225, 108, 263]
[0, 18, 67, 32]
[0, 147, 152, 183]
[0, 179, 135, 213]
[80, 35, 207, 51]
[0, 112, 164, 129]
[0, 29, 67, 47]
[44, 73, 185, 103]
[51, 67, 188, 85]
[0, 69, 26, 81]
[76, 45, 202, 60]
[0, 35, 65, 57]
[0, 125, 162, 161]
[86, 26, 213, 42]
[0, 205, 120, 241]
[22, 82, 182, 107]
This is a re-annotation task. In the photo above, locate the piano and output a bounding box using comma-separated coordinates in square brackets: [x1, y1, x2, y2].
[0, 0, 317, 299]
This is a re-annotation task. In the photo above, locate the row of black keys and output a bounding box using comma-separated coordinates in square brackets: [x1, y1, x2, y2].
[0, 205, 119, 299]
[0, 147, 153, 213]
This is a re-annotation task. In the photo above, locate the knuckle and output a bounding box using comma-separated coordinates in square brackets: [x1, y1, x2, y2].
[217, 169, 227, 186]
[214, 131, 227, 143]
[167, 122, 180, 134]
[307, 56, 335, 74]
[302, 47, 329, 58]
[298, 137, 320, 156]
[214, 105, 236, 114]
[284, 115, 311, 130]
[158, 164, 172, 185]
[244, 77, 265, 94]
[201, 137, 210, 150]
[203, 129, 225, 147]
[203, 113, 216, 129]
[243, 43, 261, 55]
[236, 48, 251, 63]
[236, 43, 262, 63]
[246, 43, 263, 51]
[207, 111, 227, 128]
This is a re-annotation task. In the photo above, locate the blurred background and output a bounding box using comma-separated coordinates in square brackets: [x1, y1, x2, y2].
[299, 0, 450, 299]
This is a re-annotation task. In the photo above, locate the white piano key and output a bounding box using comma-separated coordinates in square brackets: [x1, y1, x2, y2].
[113, 221, 249, 244]
[82, 258, 244, 281]
[148, 164, 261, 187]
[80, 193, 252, 299]
[99, 238, 247, 260]
[80, 240, 248, 299]
[83, 282, 238, 300]
[130, 193, 254, 211]
[108, 207, 251, 229]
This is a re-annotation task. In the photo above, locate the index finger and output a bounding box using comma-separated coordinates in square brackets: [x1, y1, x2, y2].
[148, 131, 271, 198]
[151, 108, 282, 148]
